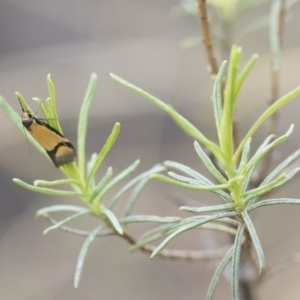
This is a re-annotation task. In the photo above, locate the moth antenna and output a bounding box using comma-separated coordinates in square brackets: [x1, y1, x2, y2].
[33, 105, 39, 117]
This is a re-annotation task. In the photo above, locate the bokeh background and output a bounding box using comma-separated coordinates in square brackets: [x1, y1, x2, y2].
[1, 1, 300, 299]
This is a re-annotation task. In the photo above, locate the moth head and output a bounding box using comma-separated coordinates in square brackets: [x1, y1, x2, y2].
[21, 111, 34, 128]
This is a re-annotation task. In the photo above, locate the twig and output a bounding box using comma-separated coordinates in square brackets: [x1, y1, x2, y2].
[43, 214, 115, 236]
[197, 0, 218, 76]
[43, 213, 230, 261]
[121, 230, 230, 261]
[238, 227, 261, 300]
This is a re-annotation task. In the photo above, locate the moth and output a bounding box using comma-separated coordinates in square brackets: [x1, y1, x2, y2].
[19, 99, 76, 167]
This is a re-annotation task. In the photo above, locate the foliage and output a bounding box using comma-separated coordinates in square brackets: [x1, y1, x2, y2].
[0, 74, 165, 287]
[111, 45, 300, 299]
[0, 1, 299, 299]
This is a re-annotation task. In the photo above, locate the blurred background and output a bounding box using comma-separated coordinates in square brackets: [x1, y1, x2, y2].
[1, 0, 300, 299]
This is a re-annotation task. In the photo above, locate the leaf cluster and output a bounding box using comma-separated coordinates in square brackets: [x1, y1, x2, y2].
[111, 45, 300, 299]
[0, 74, 166, 287]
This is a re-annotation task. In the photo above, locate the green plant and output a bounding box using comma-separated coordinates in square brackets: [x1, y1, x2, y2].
[111, 44, 300, 299]
[0, 74, 166, 287]
[0, 1, 299, 299]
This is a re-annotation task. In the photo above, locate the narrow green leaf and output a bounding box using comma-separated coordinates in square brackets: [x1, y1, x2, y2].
[13, 178, 81, 196]
[164, 161, 232, 202]
[180, 203, 235, 213]
[150, 220, 204, 259]
[231, 224, 245, 300]
[132, 221, 236, 253]
[138, 223, 177, 241]
[207, 246, 234, 300]
[243, 173, 286, 203]
[110, 73, 222, 160]
[235, 85, 300, 161]
[87, 153, 98, 175]
[234, 54, 259, 103]
[143, 217, 204, 240]
[220, 45, 241, 159]
[102, 208, 123, 235]
[137, 217, 232, 247]
[131, 230, 174, 252]
[213, 60, 227, 136]
[150, 212, 237, 259]
[242, 135, 275, 192]
[15, 92, 34, 114]
[87, 153, 98, 189]
[90, 167, 113, 202]
[248, 198, 300, 212]
[168, 172, 209, 186]
[108, 164, 165, 209]
[87, 123, 120, 185]
[96, 160, 140, 203]
[120, 215, 181, 224]
[43, 211, 90, 234]
[241, 211, 265, 273]
[36, 205, 89, 216]
[123, 178, 148, 218]
[256, 134, 276, 152]
[32, 97, 48, 119]
[47, 74, 62, 132]
[47, 74, 56, 106]
[194, 141, 227, 184]
[164, 161, 212, 184]
[246, 125, 294, 171]
[238, 138, 251, 173]
[77, 73, 98, 178]
[200, 223, 237, 235]
[216, 217, 241, 227]
[152, 174, 229, 191]
[247, 168, 300, 206]
[74, 226, 102, 288]
[131, 223, 179, 252]
[45, 97, 53, 119]
[60, 162, 82, 182]
[34, 179, 78, 187]
[260, 149, 300, 185]
[163, 215, 205, 227]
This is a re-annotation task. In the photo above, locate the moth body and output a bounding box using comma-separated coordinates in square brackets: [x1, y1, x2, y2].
[20, 107, 76, 167]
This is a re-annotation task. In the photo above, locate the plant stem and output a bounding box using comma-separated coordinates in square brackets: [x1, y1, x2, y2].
[43, 213, 230, 260]
[197, 0, 218, 76]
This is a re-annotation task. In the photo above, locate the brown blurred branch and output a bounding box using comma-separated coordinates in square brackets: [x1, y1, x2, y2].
[197, 0, 218, 76]
[121, 230, 230, 261]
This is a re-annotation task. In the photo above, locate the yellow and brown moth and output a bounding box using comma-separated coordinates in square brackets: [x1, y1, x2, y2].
[19, 99, 76, 167]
